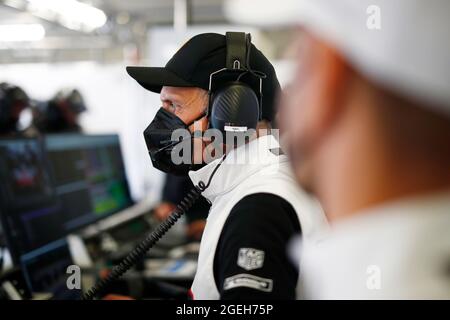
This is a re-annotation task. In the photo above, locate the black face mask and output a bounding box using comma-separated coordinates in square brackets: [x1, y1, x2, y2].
[143, 107, 205, 176]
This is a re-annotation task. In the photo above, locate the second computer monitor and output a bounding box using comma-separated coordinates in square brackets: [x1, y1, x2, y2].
[0, 137, 62, 260]
[45, 134, 133, 233]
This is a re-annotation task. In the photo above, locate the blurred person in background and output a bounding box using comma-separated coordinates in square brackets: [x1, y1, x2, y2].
[154, 173, 210, 241]
[33, 89, 87, 133]
[0, 82, 31, 272]
[0, 82, 30, 137]
[227, 0, 450, 299]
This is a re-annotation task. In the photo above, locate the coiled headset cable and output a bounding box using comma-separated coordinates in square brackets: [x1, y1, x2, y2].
[82, 155, 227, 300]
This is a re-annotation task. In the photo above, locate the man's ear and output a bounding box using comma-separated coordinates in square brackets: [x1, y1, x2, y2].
[306, 36, 350, 144]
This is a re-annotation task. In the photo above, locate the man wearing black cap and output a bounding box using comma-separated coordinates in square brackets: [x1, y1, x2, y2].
[127, 33, 326, 299]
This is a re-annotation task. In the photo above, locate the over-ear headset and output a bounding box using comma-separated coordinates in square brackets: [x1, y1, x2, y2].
[207, 32, 266, 134]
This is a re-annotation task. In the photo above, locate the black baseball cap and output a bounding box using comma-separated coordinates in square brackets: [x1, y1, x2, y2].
[126, 32, 281, 122]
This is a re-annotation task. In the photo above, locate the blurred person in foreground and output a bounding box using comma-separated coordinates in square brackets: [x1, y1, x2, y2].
[33, 89, 87, 134]
[226, 0, 450, 299]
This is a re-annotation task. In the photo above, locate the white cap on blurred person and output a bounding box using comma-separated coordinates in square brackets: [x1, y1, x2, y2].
[225, 0, 450, 117]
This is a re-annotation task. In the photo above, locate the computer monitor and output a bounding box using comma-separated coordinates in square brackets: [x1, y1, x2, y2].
[44, 134, 133, 233]
[0, 137, 63, 262]
[20, 238, 81, 299]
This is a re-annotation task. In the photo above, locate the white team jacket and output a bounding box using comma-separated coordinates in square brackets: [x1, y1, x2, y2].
[300, 192, 450, 299]
[188, 134, 327, 299]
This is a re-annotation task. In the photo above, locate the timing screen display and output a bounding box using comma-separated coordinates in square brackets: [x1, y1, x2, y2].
[45, 134, 133, 231]
[0, 138, 62, 257]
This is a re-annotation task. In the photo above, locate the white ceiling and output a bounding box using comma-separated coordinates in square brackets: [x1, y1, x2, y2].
[0, 0, 227, 27]
[0, 1, 292, 64]
[0, 0, 229, 63]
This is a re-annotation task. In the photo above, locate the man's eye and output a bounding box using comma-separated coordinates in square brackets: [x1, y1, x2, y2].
[171, 103, 182, 111]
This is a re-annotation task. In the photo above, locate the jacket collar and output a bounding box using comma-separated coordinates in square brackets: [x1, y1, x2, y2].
[189, 134, 286, 203]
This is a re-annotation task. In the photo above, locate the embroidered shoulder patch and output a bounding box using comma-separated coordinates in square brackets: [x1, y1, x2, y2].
[224, 274, 273, 292]
[237, 248, 265, 271]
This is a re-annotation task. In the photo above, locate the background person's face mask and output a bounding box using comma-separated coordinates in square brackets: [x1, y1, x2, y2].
[143, 107, 205, 176]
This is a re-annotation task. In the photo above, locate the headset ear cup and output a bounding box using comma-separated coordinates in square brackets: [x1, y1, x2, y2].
[210, 82, 259, 134]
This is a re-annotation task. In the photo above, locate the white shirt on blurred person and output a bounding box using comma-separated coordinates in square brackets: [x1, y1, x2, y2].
[300, 192, 450, 299]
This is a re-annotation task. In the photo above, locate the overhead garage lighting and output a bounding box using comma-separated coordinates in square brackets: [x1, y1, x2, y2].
[24, 0, 107, 32]
[0, 24, 46, 42]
